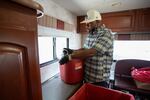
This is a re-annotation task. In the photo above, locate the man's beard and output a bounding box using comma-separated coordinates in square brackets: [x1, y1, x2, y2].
[89, 27, 97, 33]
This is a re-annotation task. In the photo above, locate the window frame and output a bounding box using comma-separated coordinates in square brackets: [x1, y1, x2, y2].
[39, 36, 69, 67]
[113, 40, 150, 61]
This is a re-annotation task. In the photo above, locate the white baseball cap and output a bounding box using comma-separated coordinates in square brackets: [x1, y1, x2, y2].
[80, 10, 102, 24]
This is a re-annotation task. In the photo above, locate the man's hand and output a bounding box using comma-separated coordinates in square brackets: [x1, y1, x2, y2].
[59, 55, 70, 65]
[63, 48, 73, 55]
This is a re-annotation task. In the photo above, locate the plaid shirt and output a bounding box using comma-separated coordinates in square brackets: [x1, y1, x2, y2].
[83, 26, 113, 83]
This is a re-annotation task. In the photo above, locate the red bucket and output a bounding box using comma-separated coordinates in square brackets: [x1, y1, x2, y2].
[69, 83, 135, 100]
[59, 59, 83, 84]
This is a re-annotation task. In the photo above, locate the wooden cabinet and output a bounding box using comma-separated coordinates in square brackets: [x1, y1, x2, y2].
[0, 1, 42, 100]
[101, 11, 136, 32]
[77, 16, 87, 34]
[136, 8, 150, 32]
[77, 11, 136, 33]
[77, 8, 150, 33]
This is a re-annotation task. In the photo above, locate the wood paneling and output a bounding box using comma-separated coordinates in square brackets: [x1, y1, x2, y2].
[101, 11, 136, 32]
[77, 16, 87, 34]
[77, 11, 136, 33]
[77, 8, 150, 33]
[0, 1, 36, 31]
[0, 1, 42, 100]
[57, 19, 64, 30]
[0, 43, 29, 100]
[137, 8, 150, 32]
[38, 15, 75, 32]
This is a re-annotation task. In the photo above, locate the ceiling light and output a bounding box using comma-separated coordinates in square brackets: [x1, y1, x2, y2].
[112, 2, 121, 7]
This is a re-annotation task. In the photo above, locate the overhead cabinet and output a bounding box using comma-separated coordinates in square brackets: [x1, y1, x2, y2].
[136, 8, 150, 32]
[77, 8, 150, 33]
[101, 11, 136, 32]
[77, 16, 87, 34]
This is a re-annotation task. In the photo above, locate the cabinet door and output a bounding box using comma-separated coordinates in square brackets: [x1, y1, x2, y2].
[0, 43, 30, 100]
[77, 16, 87, 34]
[102, 11, 136, 32]
[0, 30, 42, 100]
[137, 8, 150, 32]
[0, 1, 42, 100]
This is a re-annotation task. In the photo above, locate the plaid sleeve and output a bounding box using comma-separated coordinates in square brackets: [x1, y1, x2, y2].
[92, 31, 113, 54]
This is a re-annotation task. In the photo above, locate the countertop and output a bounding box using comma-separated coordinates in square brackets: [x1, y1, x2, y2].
[42, 75, 82, 100]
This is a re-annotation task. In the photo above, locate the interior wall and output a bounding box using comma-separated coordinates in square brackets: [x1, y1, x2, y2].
[36, 0, 76, 28]
[36, 0, 81, 49]
[38, 26, 82, 49]
[36, 0, 82, 83]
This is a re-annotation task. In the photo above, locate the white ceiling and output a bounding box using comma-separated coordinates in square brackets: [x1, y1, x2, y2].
[51, 0, 150, 15]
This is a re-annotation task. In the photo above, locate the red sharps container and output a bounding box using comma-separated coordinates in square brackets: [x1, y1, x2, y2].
[59, 59, 83, 84]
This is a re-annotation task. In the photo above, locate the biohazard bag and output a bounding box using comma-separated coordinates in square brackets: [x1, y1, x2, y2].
[131, 67, 150, 90]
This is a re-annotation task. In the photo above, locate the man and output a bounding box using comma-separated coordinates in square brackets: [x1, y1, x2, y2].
[59, 10, 113, 87]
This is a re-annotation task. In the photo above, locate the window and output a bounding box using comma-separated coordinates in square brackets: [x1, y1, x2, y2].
[38, 36, 68, 65]
[38, 37, 54, 64]
[113, 40, 150, 61]
[56, 37, 68, 59]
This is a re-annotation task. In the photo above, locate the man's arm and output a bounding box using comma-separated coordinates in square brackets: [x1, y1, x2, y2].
[59, 48, 97, 65]
[71, 48, 97, 59]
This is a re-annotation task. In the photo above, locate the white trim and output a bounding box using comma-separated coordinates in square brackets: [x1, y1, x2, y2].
[38, 25, 80, 37]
